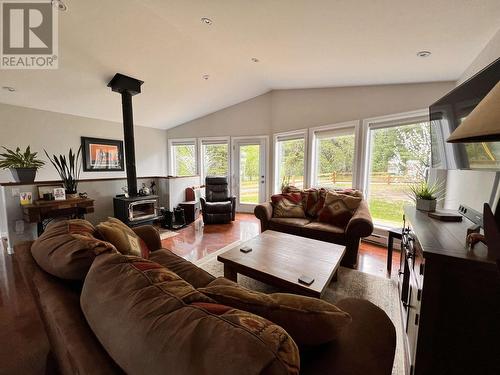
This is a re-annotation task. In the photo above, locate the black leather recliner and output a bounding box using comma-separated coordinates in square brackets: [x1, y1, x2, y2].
[200, 176, 236, 224]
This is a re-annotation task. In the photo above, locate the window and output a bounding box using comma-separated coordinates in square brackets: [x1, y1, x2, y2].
[312, 127, 355, 189]
[201, 139, 229, 181]
[275, 132, 306, 192]
[170, 139, 196, 176]
[366, 120, 430, 227]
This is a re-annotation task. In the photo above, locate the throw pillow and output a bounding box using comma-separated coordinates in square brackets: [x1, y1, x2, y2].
[271, 193, 306, 218]
[200, 277, 352, 346]
[96, 217, 149, 258]
[318, 191, 362, 228]
[31, 219, 116, 280]
[281, 185, 302, 194]
[301, 188, 328, 217]
[81, 253, 300, 375]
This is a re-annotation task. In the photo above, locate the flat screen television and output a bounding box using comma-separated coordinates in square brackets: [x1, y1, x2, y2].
[429, 57, 500, 170]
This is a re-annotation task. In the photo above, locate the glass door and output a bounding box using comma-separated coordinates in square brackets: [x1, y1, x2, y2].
[233, 138, 267, 213]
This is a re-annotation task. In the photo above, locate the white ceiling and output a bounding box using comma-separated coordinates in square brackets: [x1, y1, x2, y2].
[1, 0, 499, 129]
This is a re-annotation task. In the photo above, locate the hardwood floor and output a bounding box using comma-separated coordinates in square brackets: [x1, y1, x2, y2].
[163, 213, 401, 278]
[0, 213, 399, 375]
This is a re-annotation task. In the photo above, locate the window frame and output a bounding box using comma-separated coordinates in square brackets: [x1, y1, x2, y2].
[273, 129, 308, 193]
[360, 109, 429, 230]
[198, 136, 231, 184]
[168, 138, 198, 177]
[308, 120, 360, 189]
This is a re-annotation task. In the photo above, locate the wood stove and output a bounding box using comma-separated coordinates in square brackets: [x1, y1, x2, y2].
[108, 73, 160, 226]
[113, 195, 159, 226]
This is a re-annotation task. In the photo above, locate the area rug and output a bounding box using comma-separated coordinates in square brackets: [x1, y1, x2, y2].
[195, 240, 405, 375]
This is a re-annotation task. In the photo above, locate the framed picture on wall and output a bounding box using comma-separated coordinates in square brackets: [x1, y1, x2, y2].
[81, 137, 124, 172]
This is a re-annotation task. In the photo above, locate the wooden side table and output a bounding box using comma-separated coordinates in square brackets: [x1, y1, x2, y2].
[387, 227, 403, 274]
[23, 198, 95, 235]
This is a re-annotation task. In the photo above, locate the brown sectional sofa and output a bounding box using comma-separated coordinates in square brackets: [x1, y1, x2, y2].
[255, 199, 373, 268]
[16, 225, 395, 375]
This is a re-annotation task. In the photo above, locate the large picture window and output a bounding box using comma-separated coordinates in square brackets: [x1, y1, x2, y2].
[201, 139, 229, 181]
[274, 133, 306, 192]
[366, 120, 431, 226]
[170, 140, 196, 176]
[312, 127, 355, 189]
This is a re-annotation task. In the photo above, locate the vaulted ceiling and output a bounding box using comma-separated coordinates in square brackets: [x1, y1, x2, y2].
[1, 0, 499, 129]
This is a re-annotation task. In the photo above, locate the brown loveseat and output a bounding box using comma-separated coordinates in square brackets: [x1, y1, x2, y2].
[255, 198, 373, 268]
[16, 225, 394, 375]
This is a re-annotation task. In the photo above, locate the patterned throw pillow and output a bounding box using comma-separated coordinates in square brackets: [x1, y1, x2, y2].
[200, 277, 352, 346]
[271, 193, 306, 218]
[96, 217, 150, 258]
[281, 185, 302, 193]
[334, 188, 364, 199]
[318, 191, 362, 228]
[301, 188, 328, 217]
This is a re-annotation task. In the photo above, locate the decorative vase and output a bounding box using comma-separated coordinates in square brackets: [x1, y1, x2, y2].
[416, 198, 437, 212]
[10, 168, 37, 184]
[66, 192, 79, 199]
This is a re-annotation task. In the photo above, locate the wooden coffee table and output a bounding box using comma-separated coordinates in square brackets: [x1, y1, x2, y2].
[217, 230, 345, 298]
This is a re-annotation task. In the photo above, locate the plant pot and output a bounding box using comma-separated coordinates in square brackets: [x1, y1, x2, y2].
[9, 168, 37, 184]
[416, 198, 437, 212]
[65, 192, 79, 199]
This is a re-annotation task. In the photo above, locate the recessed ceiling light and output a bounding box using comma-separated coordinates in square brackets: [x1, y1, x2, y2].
[201, 17, 213, 25]
[251, 57, 260, 63]
[51, 0, 67, 11]
[2, 86, 15, 92]
[416, 51, 431, 58]
[202, 74, 210, 80]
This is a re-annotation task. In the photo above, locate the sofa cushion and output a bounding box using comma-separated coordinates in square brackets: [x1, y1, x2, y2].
[204, 200, 232, 213]
[81, 253, 300, 375]
[301, 188, 328, 217]
[96, 217, 149, 258]
[31, 219, 116, 280]
[301, 222, 346, 244]
[318, 191, 362, 228]
[200, 277, 352, 346]
[149, 249, 215, 288]
[271, 193, 306, 218]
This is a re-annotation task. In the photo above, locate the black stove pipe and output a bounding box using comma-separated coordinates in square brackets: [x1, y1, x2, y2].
[121, 91, 137, 196]
[107, 73, 144, 197]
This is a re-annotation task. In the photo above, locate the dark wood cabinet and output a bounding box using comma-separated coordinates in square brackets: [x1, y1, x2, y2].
[400, 206, 500, 375]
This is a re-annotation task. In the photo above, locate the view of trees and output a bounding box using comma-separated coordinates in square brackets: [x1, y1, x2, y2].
[203, 143, 228, 177]
[370, 122, 430, 180]
[278, 139, 305, 187]
[239, 145, 259, 181]
[316, 134, 355, 176]
[173, 144, 196, 176]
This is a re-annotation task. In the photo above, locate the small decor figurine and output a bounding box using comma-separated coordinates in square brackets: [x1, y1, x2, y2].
[139, 183, 151, 196]
[0, 146, 45, 183]
[408, 180, 444, 212]
[45, 147, 82, 199]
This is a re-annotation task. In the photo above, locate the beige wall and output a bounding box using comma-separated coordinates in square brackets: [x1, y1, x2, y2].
[167, 82, 455, 139]
[0, 103, 168, 183]
[457, 28, 500, 85]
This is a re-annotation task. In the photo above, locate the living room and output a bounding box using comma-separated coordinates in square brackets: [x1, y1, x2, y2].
[1, 1, 500, 375]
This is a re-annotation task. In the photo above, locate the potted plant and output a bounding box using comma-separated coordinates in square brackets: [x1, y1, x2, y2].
[0, 146, 45, 183]
[408, 180, 444, 212]
[45, 147, 82, 199]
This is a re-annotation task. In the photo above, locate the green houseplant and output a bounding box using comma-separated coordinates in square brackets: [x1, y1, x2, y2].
[45, 147, 82, 198]
[0, 146, 45, 183]
[408, 180, 444, 212]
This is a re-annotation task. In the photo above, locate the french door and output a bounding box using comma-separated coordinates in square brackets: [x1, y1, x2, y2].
[232, 137, 267, 213]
